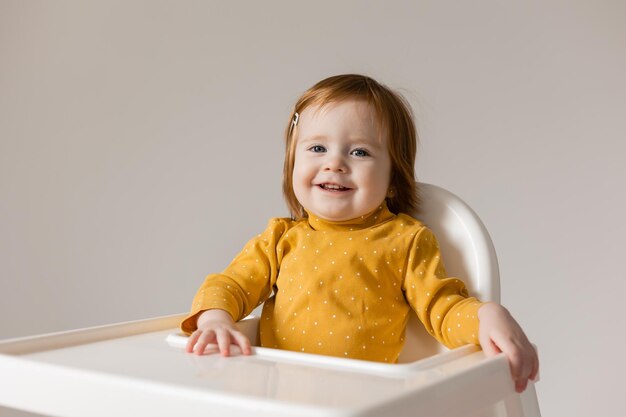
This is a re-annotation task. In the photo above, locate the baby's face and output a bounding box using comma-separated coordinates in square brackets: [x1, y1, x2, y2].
[292, 99, 391, 222]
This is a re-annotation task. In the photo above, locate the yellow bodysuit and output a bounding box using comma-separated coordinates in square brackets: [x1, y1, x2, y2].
[181, 202, 483, 363]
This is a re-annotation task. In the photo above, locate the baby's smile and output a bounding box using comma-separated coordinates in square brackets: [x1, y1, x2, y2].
[317, 182, 353, 192]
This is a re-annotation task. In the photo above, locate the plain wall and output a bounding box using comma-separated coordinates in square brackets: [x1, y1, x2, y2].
[1, 1, 625, 416]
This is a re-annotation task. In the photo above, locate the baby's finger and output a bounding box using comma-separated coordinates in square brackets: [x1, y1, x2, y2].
[215, 328, 231, 357]
[529, 348, 540, 381]
[520, 346, 538, 387]
[490, 336, 528, 392]
[185, 330, 202, 353]
[194, 329, 216, 355]
[230, 330, 252, 355]
[506, 344, 534, 393]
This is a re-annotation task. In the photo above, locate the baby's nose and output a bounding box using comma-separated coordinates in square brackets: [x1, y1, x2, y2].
[323, 154, 348, 172]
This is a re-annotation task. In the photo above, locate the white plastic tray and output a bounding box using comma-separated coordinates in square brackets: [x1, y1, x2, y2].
[0, 314, 539, 417]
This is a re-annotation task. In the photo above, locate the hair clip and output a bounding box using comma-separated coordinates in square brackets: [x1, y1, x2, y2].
[292, 112, 299, 127]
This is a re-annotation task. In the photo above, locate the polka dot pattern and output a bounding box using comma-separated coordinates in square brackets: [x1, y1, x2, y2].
[181, 202, 483, 362]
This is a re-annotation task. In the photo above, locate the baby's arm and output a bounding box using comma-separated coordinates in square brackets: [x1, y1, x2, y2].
[477, 302, 539, 393]
[180, 218, 293, 350]
[185, 309, 252, 356]
[405, 226, 538, 392]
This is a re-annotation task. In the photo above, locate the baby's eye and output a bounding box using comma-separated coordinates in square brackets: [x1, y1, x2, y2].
[308, 145, 326, 153]
[350, 148, 370, 157]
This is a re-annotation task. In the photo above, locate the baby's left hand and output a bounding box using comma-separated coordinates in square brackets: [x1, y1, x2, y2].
[477, 302, 539, 393]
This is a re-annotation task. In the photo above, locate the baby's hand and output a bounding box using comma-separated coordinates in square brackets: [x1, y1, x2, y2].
[477, 303, 539, 393]
[185, 309, 252, 356]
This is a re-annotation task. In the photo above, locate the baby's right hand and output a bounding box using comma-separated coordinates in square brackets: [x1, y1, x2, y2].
[185, 309, 252, 356]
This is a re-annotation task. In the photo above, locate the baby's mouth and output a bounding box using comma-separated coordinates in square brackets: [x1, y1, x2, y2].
[318, 183, 352, 191]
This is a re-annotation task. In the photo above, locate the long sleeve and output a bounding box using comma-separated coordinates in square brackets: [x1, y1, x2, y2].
[180, 218, 292, 334]
[403, 227, 483, 348]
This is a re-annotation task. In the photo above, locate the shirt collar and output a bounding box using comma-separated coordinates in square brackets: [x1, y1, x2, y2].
[305, 201, 395, 232]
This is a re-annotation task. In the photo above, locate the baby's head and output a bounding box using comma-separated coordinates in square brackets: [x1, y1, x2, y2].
[283, 74, 419, 220]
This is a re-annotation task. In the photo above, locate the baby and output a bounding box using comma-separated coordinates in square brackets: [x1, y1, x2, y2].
[181, 74, 538, 392]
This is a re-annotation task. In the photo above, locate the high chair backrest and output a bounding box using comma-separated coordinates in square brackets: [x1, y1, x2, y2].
[398, 182, 500, 363]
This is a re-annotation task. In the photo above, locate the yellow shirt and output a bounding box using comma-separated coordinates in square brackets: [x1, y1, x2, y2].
[181, 203, 483, 363]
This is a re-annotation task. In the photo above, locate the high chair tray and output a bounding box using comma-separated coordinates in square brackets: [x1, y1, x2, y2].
[0, 313, 534, 417]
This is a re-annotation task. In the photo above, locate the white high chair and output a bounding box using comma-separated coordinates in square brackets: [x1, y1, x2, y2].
[0, 183, 540, 417]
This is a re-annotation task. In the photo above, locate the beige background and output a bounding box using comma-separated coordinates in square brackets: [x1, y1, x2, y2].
[1, 1, 625, 416]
